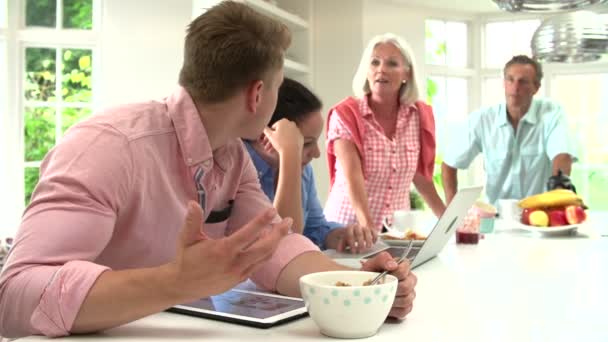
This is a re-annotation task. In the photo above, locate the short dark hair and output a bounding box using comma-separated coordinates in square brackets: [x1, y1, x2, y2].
[268, 78, 322, 127]
[179, 1, 291, 103]
[504, 55, 543, 85]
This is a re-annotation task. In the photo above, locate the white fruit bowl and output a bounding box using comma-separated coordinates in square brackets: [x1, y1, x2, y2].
[517, 223, 579, 236]
[299, 271, 397, 338]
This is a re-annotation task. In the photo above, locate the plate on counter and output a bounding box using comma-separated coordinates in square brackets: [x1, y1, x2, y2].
[516, 223, 579, 236]
[379, 233, 426, 247]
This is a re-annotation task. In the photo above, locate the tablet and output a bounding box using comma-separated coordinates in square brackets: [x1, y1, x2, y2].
[168, 289, 308, 328]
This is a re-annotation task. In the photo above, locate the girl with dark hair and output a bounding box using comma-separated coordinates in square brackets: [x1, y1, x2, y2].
[244, 78, 376, 252]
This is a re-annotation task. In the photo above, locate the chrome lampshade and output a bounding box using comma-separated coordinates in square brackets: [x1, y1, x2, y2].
[531, 10, 608, 62]
[493, 0, 608, 12]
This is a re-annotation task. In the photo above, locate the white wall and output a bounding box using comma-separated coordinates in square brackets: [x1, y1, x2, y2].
[99, 0, 191, 106]
[311, 0, 364, 203]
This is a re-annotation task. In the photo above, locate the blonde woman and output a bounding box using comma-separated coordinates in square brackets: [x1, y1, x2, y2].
[325, 33, 446, 233]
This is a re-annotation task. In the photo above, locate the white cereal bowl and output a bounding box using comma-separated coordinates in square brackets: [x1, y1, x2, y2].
[299, 270, 398, 339]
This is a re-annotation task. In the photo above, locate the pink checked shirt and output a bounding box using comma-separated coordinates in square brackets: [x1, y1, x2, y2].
[0, 87, 318, 338]
[324, 97, 420, 231]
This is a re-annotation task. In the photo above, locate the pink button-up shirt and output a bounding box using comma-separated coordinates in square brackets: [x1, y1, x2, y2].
[0, 87, 318, 338]
[324, 96, 420, 231]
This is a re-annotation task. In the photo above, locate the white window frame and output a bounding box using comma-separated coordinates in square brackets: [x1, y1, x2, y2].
[0, 0, 21, 237]
[0, 0, 101, 237]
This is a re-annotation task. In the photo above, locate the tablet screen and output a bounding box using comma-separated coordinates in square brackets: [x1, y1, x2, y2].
[181, 289, 305, 319]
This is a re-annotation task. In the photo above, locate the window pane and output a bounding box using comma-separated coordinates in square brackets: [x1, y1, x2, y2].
[551, 73, 608, 210]
[0, 0, 6, 28]
[427, 76, 468, 156]
[482, 75, 546, 107]
[62, 107, 91, 133]
[446, 78, 468, 119]
[446, 21, 467, 67]
[482, 77, 504, 107]
[552, 74, 608, 162]
[24, 107, 56, 162]
[512, 20, 540, 59]
[485, 20, 540, 68]
[25, 47, 57, 101]
[24, 167, 40, 206]
[427, 76, 468, 198]
[426, 20, 467, 67]
[63, 0, 93, 29]
[425, 20, 445, 65]
[0, 39, 5, 106]
[571, 167, 608, 210]
[426, 76, 440, 105]
[61, 48, 92, 102]
[586, 169, 608, 210]
[485, 22, 510, 68]
[26, 0, 57, 28]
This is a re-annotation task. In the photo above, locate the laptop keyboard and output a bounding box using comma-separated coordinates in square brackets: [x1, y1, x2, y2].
[382, 246, 421, 260]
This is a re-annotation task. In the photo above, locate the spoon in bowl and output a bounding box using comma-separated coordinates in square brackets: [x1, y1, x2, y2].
[369, 239, 414, 285]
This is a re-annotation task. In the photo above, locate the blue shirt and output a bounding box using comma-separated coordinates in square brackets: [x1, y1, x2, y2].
[244, 142, 343, 249]
[444, 98, 577, 205]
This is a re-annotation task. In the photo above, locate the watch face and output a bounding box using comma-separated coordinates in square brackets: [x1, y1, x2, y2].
[547, 169, 575, 192]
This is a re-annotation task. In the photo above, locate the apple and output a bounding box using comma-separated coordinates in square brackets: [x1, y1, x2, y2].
[529, 210, 549, 227]
[548, 209, 568, 227]
[521, 208, 533, 225]
[565, 205, 586, 224]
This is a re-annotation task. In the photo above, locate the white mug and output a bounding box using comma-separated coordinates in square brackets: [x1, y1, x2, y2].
[498, 199, 522, 222]
[384, 210, 415, 232]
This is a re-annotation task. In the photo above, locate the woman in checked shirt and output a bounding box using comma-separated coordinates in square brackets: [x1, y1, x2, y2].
[325, 33, 446, 233]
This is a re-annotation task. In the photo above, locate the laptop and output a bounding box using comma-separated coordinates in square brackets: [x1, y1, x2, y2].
[364, 186, 483, 269]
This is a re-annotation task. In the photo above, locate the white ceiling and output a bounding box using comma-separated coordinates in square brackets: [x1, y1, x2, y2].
[388, 0, 501, 14]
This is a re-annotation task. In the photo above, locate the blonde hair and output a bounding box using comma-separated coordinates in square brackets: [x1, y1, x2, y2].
[352, 33, 420, 105]
[179, 1, 291, 103]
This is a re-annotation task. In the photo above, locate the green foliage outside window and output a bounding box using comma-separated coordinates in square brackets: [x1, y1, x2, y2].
[25, 48, 56, 101]
[23, 1, 93, 205]
[24, 107, 55, 163]
[61, 49, 93, 102]
[63, 0, 93, 29]
[410, 191, 425, 210]
[26, 0, 57, 27]
[24, 168, 41, 205]
[26, 0, 92, 29]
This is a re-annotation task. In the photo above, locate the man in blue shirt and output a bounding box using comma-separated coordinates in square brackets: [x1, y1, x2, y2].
[442, 55, 577, 205]
[244, 78, 377, 252]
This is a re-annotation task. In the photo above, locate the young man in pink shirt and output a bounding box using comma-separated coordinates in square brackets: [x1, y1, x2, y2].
[0, 2, 417, 338]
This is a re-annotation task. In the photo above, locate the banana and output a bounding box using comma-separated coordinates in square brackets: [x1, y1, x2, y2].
[518, 189, 584, 209]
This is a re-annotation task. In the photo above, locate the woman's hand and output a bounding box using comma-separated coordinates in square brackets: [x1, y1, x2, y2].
[262, 119, 305, 234]
[325, 224, 378, 254]
[262, 119, 303, 157]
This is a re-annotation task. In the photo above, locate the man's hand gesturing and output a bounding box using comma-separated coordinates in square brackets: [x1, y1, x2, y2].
[166, 201, 291, 302]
